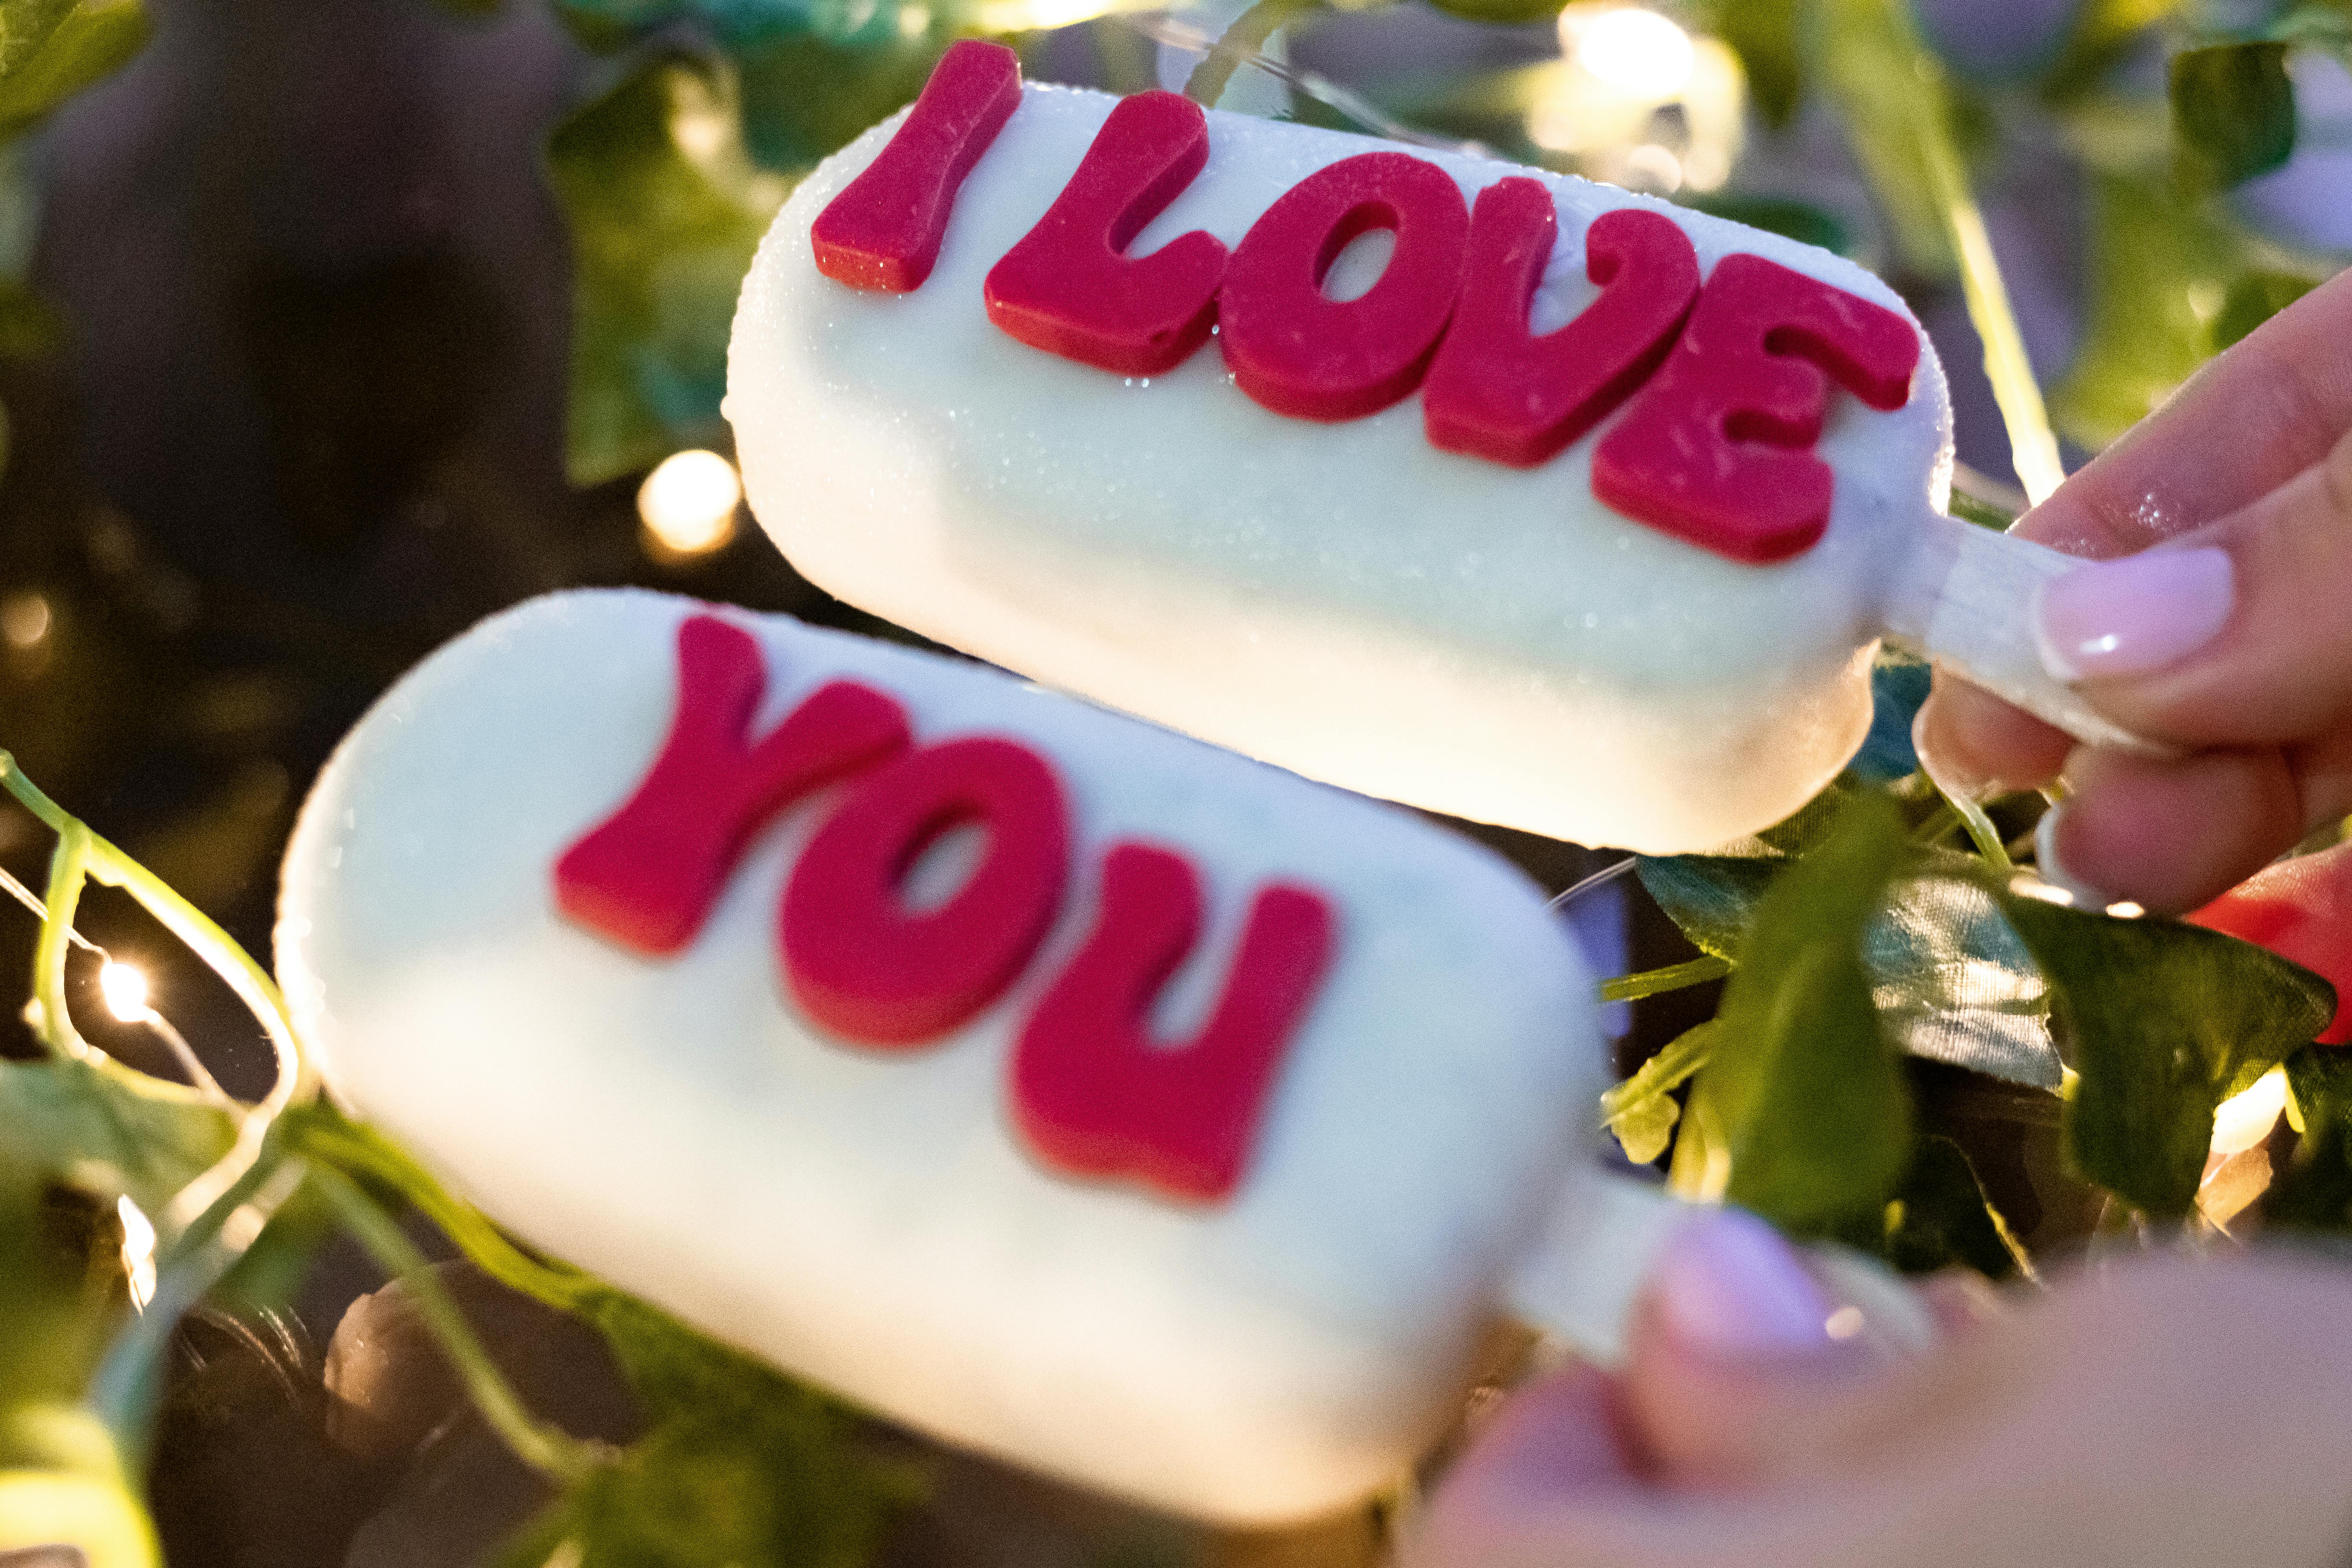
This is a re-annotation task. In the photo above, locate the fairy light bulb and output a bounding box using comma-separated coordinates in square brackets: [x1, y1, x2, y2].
[1, 591, 51, 649]
[638, 450, 742, 558]
[100, 961, 152, 1023]
[1568, 7, 1695, 101]
[118, 1195, 157, 1310]
[2210, 1066, 2289, 1158]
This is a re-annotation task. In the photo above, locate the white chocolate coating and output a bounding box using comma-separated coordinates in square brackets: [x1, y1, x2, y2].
[726, 84, 1958, 854]
[277, 589, 1607, 1523]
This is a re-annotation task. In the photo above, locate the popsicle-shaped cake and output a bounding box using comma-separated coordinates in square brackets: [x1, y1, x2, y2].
[280, 589, 1681, 1523]
[727, 44, 2144, 855]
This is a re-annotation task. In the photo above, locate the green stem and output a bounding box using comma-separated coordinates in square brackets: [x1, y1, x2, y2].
[292, 1115, 599, 1316]
[2, 751, 313, 1234]
[311, 1167, 599, 1484]
[1183, 0, 1318, 108]
[31, 822, 94, 1061]
[1599, 1019, 1719, 1146]
[1908, 802, 1962, 847]
[1600, 953, 1731, 1003]
[1903, 41, 2067, 506]
[1931, 778, 2014, 873]
[1665, 1082, 1728, 1201]
[92, 1155, 309, 1467]
[4, 751, 299, 1085]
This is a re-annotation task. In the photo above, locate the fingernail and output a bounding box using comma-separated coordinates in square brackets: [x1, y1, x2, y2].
[1912, 707, 1999, 800]
[2032, 547, 2234, 682]
[2034, 804, 2116, 909]
[1651, 1208, 1831, 1356]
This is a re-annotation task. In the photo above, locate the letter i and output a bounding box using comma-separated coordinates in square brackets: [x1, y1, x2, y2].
[811, 40, 1024, 293]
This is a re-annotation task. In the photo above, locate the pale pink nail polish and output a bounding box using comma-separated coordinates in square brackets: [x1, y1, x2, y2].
[1651, 1208, 1831, 1355]
[2033, 547, 2234, 681]
[2034, 804, 2117, 910]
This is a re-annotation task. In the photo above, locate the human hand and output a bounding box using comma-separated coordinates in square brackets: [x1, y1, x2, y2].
[1915, 268, 2352, 915]
[1410, 1209, 2352, 1568]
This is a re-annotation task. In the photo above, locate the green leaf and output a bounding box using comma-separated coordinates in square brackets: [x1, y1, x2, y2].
[0, 0, 145, 135]
[1637, 853, 1776, 964]
[547, 53, 789, 487]
[1679, 191, 1851, 256]
[1636, 783, 1861, 960]
[1871, 862, 2058, 1087]
[552, 0, 916, 51]
[1600, 954, 1731, 1004]
[2051, 170, 2245, 450]
[0, 0, 77, 78]
[0, 1154, 106, 1414]
[2038, 0, 2189, 102]
[2273, 4, 2352, 56]
[2211, 268, 2319, 352]
[206, 1171, 338, 1317]
[0, 1059, 231, 1424]
[1641, 793, 2062, 1090]
[0, 1056, 235, 1225]
[0, 275, 62, 359]
[2171, 41, 2296, 187]
[1693, 0, 1803, 129]
[0, 1403, 158, 1568]
[1882, 1133, 2027, 1279]
[508, 1295, 918, 1568]
[735, 33, 951, 175]
[1996, 895, 2334, 1218]
[1602, 1021, 1719, 1164]
[1691, 791, 1913, 1234]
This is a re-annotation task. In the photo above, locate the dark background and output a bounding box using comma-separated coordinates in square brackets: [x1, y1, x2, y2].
[0, 0, 2222, 1560]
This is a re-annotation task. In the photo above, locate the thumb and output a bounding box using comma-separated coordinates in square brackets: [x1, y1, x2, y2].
[2019, 426, 2352, 907]
[1616, 1208, 1918, 1488]
[2034, 425, 2352, 750]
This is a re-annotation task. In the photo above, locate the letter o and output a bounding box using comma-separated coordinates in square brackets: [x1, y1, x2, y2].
[781, 737, 1070, 1047]
[1218, 151, 1470, 423]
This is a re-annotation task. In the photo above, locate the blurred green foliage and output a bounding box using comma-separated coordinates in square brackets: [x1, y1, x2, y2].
[549, 54, 787, 485]
[1, 0, 2350, 1563]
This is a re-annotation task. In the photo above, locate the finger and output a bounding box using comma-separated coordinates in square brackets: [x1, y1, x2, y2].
[2040, 738, 2352, 913]
[2009, 267, 2352, 560]
[1405, 1365, 1636, 1568]
[1920, 273, 2352, 812]
[1915, 1269, 2007, 1338]
[2031, 434, 2352, 752]
[1608, 1209, 1900, 1488]
[1915, 679, 2072, 797]
[1417, 1359, 1918, 1568]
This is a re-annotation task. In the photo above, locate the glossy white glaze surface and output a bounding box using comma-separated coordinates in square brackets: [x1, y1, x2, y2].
[278, 589, 1605, 1523]
[727, 84, 1956, 851]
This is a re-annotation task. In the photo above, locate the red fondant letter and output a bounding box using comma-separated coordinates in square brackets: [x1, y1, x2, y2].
[782, 737, 1069, 1047]
[984, 91, 1227, 376]
[1423, 193, 1700, 468]
[1591, 252, 1920, 564]
[1218, 151, 1470, 422]
[557, 616, 911, 955]
[809, 40, 1022, 293]
[1011, 843, 1336, 1204]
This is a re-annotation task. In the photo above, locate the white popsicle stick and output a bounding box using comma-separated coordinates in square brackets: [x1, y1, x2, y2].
[1883, 509, 2170, 757]
[1504, 1174, 1937, 1364]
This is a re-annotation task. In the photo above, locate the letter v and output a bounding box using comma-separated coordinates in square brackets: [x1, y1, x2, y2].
[557, 614, 911, 955]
